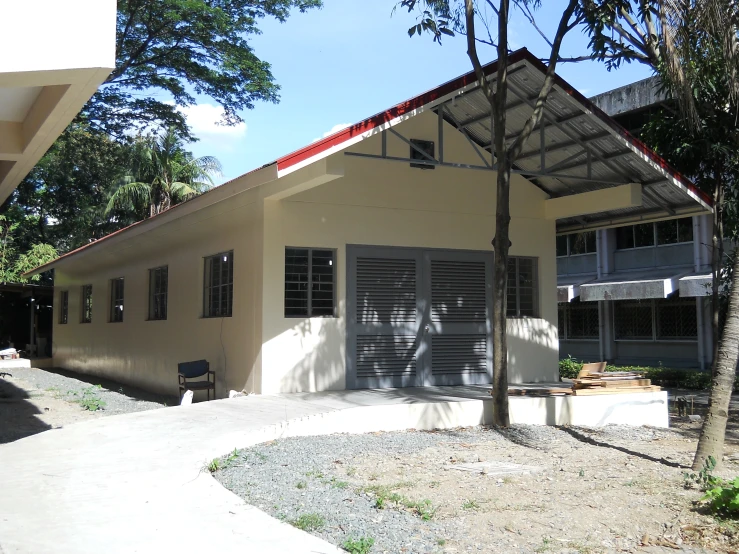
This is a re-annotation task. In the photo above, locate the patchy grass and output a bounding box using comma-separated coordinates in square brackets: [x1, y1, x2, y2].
[462, 499, 480, 511]
[296, 480, 307, 489]
[341, 536, 374, 554]
[361, 484, 437, 520]
[290, 513, 325, 532]
[70, 386, 106, 411]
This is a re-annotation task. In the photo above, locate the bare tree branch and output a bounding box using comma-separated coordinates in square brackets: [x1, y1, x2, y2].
[508, 0, 580, 161]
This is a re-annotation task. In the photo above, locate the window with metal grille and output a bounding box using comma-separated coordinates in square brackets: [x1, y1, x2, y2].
[568, 300, 600, 339]
[148, 266, 168, 320]
[656, 217, 693, 245]
[409, 139, 435, 170]
[613, 300, 653, 339]
[285, 247, 336, 317]
[506, 257, 537, 317]
[656, 296, 697, 339]
[81, 285, 92, 323]
[59, 291, 68, 324]
[204, 252, 233, 317]
[110, 278, 124, 322]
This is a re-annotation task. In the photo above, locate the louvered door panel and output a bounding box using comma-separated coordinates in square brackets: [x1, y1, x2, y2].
[431, 334, 488, 375]
[356, 335, 416, 378]
[431, 260, 487, 323]
[356, 258, 416, 325]
[348, 248, 422, 389]
[425, 251, 492, 386]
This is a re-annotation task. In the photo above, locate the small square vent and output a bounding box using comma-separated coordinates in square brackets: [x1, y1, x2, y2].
[410, 139, 435, 170]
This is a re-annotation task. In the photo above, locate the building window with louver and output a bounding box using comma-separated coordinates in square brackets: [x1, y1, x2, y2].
[285, 248, 336, 318]
[506, 257, 538, 318]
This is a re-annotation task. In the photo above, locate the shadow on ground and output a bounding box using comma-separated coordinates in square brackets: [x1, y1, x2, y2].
[39, 367, 178, 405]
[0, 377, 51, 443]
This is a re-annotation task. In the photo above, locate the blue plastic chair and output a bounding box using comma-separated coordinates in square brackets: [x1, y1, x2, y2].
[177, 360, 215, 401]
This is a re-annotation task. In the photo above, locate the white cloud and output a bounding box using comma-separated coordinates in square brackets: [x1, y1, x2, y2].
[313, 123, 351, 142]
[175, 103, 247, 138]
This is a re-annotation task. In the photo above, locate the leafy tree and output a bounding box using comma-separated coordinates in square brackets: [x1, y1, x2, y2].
[2, 125, 137, 257]
[90, 0, 322, 139]
[0, 216, 57, 284]
[106, 127, 222, 218]
[582, 0, 739, 470]
[401, 0, 582, 426]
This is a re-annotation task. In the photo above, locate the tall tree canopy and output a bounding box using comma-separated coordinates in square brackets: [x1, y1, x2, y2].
[90, 0, 322, 139]
[106, 128, 223, 218]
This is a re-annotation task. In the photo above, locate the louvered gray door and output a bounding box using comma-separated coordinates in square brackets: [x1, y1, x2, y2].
[347, 246, 493, 389]
[347, 247, 423, 389]
[424, 250, 493, 386]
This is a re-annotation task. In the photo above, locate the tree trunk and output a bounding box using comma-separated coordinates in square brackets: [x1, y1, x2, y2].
[491, 157, 512, 427]
[711, 178, 724, 372]
[693, 247, 739, 470]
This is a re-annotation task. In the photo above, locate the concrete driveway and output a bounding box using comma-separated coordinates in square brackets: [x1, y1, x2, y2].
[0, 395, 345, 554]
[0, 386, 497, 553]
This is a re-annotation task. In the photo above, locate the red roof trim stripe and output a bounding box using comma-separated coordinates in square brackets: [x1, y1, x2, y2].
[275, 49, 530, 172]
[29, 48, 710, 276]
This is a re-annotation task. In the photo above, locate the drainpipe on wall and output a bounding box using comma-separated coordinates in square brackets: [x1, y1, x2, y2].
[693, 216, 706, 370]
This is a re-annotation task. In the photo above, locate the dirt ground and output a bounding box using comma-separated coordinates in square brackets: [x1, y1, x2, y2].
[332, 420, 739, 553]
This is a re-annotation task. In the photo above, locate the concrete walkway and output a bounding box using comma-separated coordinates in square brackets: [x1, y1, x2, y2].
[0, 387, 496, 554]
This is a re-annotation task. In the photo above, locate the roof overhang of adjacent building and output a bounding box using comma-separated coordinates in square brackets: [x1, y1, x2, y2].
[0, 0, 117, 204]
[27, 47, 712, 276]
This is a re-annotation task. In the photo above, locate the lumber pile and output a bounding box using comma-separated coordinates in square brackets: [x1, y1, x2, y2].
[572, 371, 661, 395]
[507, 387, 572, 397]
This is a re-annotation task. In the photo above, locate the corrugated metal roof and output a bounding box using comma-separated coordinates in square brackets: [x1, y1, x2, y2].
[437, 57, 711, 233]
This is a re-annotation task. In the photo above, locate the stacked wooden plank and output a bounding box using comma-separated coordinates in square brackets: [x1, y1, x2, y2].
[572, 371, 661, 395]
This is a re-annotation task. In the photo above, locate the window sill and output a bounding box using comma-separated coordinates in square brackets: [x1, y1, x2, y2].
[202, 315, 233, 319]
[146, 318, 168, 322]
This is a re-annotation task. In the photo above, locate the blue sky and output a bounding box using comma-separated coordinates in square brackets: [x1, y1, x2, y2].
[181, 1, 652, 184]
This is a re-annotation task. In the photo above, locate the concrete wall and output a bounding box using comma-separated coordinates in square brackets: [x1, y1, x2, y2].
[0, 0, 116, 74]
[53, 111, 573, 396]
[53, 202, 263, 398]
[259, 111, 560, 393]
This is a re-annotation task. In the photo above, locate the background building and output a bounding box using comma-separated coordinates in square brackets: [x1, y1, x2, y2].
[557, 78, 713, 369]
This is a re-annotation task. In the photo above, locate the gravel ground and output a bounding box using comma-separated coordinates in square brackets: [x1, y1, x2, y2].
[5, 366, 175, 414]
[0, 366, 174, 442]
[215, 424, 738, 554]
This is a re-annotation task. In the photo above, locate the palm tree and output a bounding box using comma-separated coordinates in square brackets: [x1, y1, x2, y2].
[106, 128, 223, 218]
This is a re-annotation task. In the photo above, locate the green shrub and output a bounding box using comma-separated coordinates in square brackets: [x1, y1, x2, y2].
[557, 358, 739, 390]
[558, 356, 582, 379]
[342, 537, 375, 554]
[703, 478, 739, 517]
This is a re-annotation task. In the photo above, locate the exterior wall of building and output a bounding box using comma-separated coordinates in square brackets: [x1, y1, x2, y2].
[259, 111, 560, 393]
[52, 110, 635, 396]
[558, 216, 713, 369]
[52, 201, 264, 397]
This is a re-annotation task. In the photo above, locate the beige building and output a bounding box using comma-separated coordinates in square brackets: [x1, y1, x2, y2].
[0, 0, 116, 204]
[31, 50, 712, 398]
